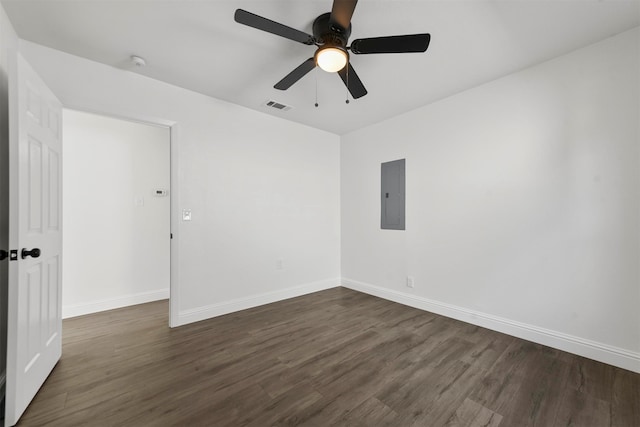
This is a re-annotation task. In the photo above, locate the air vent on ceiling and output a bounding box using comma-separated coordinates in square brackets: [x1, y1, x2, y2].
[263, 100, 293, 112]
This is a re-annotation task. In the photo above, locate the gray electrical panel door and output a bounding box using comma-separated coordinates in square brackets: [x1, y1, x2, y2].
[381, 159, 405, 230]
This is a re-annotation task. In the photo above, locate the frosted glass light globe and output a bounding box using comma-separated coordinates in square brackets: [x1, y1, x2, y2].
[316, 47, 348, 72]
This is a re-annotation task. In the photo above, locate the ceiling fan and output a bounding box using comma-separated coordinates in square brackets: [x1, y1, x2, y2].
[234, 0, 431, 100]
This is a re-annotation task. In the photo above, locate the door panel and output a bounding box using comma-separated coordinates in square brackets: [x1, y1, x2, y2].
[6, 54, 62, 426]
[28, 137, 43, 232]
[48, 151, 60, 230]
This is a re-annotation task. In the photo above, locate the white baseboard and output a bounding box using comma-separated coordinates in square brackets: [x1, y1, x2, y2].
[176, 278, 340, 327]
[341, 278, 640, 374]
[62, 289, 170, 319]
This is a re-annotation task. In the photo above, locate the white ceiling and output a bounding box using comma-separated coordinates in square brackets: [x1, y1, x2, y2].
[3, 0, 639, 135]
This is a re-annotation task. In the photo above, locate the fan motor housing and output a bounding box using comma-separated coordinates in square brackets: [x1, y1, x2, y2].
[313, 12, 351, 46]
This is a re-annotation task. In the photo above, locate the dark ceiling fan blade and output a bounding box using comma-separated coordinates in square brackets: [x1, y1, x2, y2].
[329, 0, 358, 31]
[351, 34, 431, 54]
[337, 62, 367, 99]
[274, 58, 316, 90]
[234, 9, 315, 45]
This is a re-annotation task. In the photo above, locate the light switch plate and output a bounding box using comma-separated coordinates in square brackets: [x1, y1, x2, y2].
[182, 209, 192, 221]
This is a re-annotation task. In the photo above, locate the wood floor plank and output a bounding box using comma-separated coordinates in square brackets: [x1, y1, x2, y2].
[553, 388, 611, 427]
[566, 356, 616, 402]
[444, 398, 503, 427]
[15, 287, 640, 427]
[330, 397, 398, 427]
[611, 367, 640, 427]
[468, 339, 544, 414]
[497, 351, 571, 426]
[245, 383, 325, 427]
[460, 331, 516, 370]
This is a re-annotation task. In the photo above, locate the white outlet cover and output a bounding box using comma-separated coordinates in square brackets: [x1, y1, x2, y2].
[182, 209, 192, 221]
[406, 276, 415, 288]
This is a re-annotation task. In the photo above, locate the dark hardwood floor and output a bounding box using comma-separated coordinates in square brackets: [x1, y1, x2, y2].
[17, 287, 640, 426]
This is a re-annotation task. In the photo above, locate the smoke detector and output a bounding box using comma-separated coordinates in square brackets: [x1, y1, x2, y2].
[131, 55, 146, 67]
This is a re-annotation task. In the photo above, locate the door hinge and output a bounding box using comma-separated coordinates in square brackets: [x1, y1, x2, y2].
[170, 233, 173, 239]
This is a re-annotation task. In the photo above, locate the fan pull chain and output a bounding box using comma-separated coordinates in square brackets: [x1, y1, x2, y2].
[345, 62, 350, 104]
[315, 67, 319, 108]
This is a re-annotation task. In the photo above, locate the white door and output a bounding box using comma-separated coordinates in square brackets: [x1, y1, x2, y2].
[5, 54, 63, 426]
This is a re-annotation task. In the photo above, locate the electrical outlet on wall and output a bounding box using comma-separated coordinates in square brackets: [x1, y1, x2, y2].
[406, 276, 415, 288]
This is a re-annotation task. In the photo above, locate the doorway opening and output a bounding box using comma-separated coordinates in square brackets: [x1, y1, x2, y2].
[62, 110, 171, 319]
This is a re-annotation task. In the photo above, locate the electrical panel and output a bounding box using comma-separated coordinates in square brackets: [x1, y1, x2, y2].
[381, 159, 405, 230]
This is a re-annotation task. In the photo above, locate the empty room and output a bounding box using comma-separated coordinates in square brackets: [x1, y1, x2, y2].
[1, 0, 639, 426]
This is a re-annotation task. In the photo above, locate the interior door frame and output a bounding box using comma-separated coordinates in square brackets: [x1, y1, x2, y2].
[62, 107, 180, 327]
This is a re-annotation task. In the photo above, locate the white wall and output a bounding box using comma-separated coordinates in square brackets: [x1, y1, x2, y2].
[62, 110, 170, 318]
[341, 28, 640, 373]
[0, 0, 19, 394]
[18, 40, 341, 326]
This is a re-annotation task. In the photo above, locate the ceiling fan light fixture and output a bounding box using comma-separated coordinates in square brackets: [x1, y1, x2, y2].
[316, 46, 348, 72]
